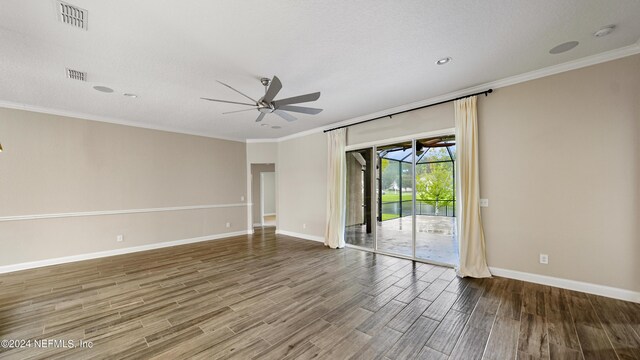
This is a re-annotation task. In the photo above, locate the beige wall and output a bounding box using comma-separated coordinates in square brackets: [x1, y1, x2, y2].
[478, 54, 640, 292]
[2, 54, 637, 292]
[263, 172, 276, 215]
[246, 142, 278, 228]
[0, 108, 248, 266]
[251, 163, 275, 224]
[247, 142, 277, 164]
[276, 54, 639, 292]
[277, 132, 327, 237]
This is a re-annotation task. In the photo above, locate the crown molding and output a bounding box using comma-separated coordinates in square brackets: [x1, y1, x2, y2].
[485, 42, 640, 89]
[245, 138, 279, 143]
[0, 101, 245, 143]
[267, 43, 640, 143]
[245, 126, 324, 143]
[278, 126, 327, 142]
[2, 44, 638, 145]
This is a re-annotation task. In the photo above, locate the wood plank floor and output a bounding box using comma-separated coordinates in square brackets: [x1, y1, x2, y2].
[1, 228, 639, 359]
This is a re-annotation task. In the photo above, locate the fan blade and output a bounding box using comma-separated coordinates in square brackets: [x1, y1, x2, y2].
[222, 108, 258, 114]
[263, 76, 282, 103]
[274, 110, 297, 122]
[276, 105, 323, 115]
[216, 80, 258, 103]
[255, 113, 266, 122]
[272, 92, 320, 107]
[200, 98, 256, 106]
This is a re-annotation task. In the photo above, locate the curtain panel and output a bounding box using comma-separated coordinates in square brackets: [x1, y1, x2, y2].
[455, 96, 491, 278]
[324, 128, 347, 249]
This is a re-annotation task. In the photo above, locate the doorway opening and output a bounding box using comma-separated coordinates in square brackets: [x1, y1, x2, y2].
[251, 163, 276, 228]
[345, 135, 458, 266]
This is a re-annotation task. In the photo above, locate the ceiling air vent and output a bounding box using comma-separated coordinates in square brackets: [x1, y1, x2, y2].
[56, 1, 88, 30]
[66, 68, 86, 81]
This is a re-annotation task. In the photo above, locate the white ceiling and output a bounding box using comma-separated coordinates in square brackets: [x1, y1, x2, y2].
[1, 1, 639, 141]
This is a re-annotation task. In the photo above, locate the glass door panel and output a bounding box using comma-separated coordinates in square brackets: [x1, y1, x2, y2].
[415, 136, 458, 265]
[376, 142, 414, 257]
[345, 148, 374, 248]
[346, 134, 458, 267]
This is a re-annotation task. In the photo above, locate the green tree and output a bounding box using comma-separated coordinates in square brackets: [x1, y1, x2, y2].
[416, 162, 453, 215]
[401, 163, 412, 191]
[380, 159, 398, 190]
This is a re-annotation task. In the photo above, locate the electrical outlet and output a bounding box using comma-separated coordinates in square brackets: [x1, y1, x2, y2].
[116, 235, 123, 242]
[539, 254, 549, 264]
[480, 199, 489, 207]
[302, 223, 306, 230]
[226, 222, 231, 228]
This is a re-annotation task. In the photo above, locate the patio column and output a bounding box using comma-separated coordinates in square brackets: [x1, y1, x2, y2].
[364, 151, 372, 234]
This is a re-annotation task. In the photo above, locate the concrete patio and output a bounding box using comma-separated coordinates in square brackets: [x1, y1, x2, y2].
[345, 215, 458, 265]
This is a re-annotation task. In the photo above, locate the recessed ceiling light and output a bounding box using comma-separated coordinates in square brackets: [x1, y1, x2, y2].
[123, 93, 137, 98]
[594, 25, 616, 38]
[260, 123, 269, 127]
[93, 85, 114, 93]
[272, 126, 281, 129]
[549, 41, 579, 54]
[436, 57, 452, 65]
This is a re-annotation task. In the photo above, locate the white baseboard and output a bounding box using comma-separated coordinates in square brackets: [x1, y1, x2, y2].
[489, 267, 640, 304]
[0, 230, 249, 275]
[263, 213, 276, 216]
[253, 223, 262, 227]
[5, 231, 636, 303]
[275, 229, 325, 243]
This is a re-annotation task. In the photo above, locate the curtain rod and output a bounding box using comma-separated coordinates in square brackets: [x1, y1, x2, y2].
[323, 89, 493, 133]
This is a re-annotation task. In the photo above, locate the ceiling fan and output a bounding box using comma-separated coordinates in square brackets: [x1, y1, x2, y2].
[201, 76, 322, 123]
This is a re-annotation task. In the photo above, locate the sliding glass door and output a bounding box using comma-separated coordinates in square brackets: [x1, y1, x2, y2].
[415, 137, 458, 265]
[345, 148, 374, 249]
[345, 135, 458, 266]
[376, 141, 414, 257]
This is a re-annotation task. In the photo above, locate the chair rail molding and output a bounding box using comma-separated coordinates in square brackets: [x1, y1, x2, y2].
[0, 203, 248, 222]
